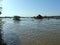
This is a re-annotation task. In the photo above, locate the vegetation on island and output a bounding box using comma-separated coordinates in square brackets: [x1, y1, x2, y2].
[33, 14, 60, 19]
[13, 16, 20, 21]
[33, 14, 43, 19]
[43, 16, 60, 19]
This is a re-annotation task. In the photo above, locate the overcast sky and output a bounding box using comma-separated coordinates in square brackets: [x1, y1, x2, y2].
[0, 0, 60, 17]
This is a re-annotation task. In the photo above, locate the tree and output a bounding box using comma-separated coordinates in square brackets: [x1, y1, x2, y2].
[0, 11, 2, 15]
[13, 16, 20, 21]
[0, 7, 2, 15]
[36, 14, 43, 19]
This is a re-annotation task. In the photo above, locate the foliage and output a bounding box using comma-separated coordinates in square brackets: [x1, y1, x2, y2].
[34, 14, 43, 19]
[0, 7, 2, 15]
[36, 14, 43, 19]
[13, 16, 20, 21]
[0, 11, 2, 15]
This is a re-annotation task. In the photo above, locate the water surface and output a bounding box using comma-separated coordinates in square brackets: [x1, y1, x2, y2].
[1, 18, 60, 45]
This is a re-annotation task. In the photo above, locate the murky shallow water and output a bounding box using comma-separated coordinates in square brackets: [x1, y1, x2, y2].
[1, 18, 60, 45]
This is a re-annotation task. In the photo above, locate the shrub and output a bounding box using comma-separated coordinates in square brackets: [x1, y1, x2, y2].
[34, 14, 43, 19]
[13, 16, 20, 21]
[0, 11, 2, 15]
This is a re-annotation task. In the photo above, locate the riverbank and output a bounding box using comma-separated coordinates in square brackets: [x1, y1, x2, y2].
[0, 16, 60, 19]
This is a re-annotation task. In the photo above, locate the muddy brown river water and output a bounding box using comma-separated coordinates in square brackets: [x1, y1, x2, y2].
[1, 18, 60, 45]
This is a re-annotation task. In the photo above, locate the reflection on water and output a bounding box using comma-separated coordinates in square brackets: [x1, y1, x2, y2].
[2, 18, 60, 45]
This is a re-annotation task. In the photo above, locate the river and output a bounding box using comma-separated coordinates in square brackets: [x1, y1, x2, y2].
[1, 18, 60, 45]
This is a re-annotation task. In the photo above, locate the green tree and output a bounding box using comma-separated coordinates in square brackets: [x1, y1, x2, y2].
[36, 14, 43, 19]
[13, 16, 20, 21]
[0, 7, 2, 15]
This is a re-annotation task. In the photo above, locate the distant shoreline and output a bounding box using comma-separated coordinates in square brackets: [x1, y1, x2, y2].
[0, 16, 60, 19]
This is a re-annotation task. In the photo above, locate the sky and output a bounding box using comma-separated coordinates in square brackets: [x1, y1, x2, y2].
[0, 0, 60, 17]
